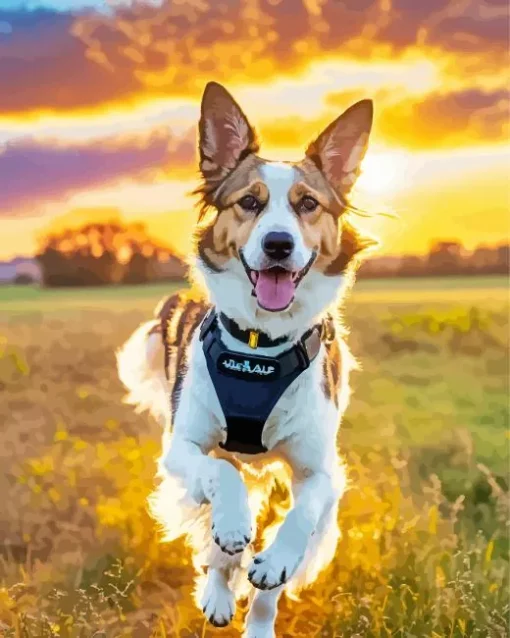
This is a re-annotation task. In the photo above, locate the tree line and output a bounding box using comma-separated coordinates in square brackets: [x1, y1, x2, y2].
[37, 221, 186, 287]
[359, 241, 509, 279]
[35, 223, 509, 288]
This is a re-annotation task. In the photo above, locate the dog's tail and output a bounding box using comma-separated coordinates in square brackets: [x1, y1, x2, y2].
[116, 316, 170, 427]
[116, 291, 209, 428]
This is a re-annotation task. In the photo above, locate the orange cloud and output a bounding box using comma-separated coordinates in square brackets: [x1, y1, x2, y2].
[1, 0, 507, 263]
[377, 88, 509, 149]
[257, 86, 509, 152]
[1, 0, 506, 119]
[258, 114, 332, 152]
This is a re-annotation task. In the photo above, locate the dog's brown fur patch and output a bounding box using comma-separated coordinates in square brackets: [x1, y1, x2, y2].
[196, 154, 263, 220]
[292, 157, 374, 276]
[321, 338, 342, 407]
[155, 292, 208, 419]
[194, 218, 226, 273]
[216, 155, 266, 208]
[295, 157, 345, 215]
[324, 220, 376, 276]
[193, 156, 268, 271]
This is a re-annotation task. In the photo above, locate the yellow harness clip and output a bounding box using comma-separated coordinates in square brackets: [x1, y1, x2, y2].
[248, 331, 259, 349]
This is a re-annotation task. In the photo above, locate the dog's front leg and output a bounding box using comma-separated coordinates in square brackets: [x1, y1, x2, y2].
[247, 469, 337, 591]
[163, 435, 252, 554]
[162, 426, 251, 628]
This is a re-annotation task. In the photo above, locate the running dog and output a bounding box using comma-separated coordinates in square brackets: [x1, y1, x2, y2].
[117, 82, 375, 637]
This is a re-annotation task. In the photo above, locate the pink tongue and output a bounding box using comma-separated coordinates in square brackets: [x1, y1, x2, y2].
[254, 270, 295, 311]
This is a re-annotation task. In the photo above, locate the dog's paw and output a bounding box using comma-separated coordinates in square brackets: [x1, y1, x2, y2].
[201, 578, 235, 627]
[247, 543, 303, 590]
[212, 506, 251, 555]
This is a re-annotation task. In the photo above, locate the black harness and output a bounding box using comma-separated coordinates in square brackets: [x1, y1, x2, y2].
[199, 309, 330, 455]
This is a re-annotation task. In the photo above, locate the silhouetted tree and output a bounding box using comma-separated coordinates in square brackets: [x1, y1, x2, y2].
[37, 221, 186, 287]
[358, 241, 509, 279]
[427, 241, 464, 275]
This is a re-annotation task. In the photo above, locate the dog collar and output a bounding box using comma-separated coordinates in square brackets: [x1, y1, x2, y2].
[218, 312, 291, 349]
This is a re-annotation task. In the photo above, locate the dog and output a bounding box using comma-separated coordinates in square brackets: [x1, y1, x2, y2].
[117, 82, 375, 637]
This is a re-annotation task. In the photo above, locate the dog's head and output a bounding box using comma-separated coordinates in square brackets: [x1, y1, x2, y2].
[193, 82, 376, 329]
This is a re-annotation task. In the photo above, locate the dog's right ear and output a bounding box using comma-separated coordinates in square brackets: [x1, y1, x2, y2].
[305, 99, 373, 195]
[198, 82, 259, 191]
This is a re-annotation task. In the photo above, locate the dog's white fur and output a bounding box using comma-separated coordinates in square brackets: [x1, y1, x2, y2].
[117, 84, 372, 636]
[243, 164, 312, 274]
[118, 311, 352, 635]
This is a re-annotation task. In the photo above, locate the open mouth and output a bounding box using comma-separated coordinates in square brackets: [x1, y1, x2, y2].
[239, 251, 317, 312]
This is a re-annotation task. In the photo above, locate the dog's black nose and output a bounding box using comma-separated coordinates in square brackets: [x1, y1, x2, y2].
[262, 232, 294, 261]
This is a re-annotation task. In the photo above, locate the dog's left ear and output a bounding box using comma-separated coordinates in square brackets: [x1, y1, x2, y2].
[198, 82, 259, 191]
[306, 99, 373, 193]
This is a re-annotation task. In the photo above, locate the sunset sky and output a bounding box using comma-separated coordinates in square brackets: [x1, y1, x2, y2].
[0, 0, 508, 260]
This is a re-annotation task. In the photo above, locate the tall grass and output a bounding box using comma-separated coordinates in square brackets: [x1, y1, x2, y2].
[0, 287, 508, 637]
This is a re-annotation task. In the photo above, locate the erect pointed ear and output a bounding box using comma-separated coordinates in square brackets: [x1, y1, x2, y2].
[198, 82, 259, 191]
[305, 99, 373, 194]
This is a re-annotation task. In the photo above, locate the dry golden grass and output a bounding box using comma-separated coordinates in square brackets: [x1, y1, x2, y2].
[0, 279, 508, 637]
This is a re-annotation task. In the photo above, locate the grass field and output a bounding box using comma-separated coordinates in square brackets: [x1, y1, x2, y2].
[0, 276, 508, 637]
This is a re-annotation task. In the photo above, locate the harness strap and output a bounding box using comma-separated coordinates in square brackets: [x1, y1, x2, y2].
[199, 309, 332, 454]
[155, 302, 336, 455]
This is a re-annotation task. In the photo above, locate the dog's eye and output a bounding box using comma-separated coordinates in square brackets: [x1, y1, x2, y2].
[238, 194, 262, 213]
[298, 196, 319, 213]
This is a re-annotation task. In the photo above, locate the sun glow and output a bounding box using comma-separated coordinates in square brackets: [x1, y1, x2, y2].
[357, 151, 411, 196]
